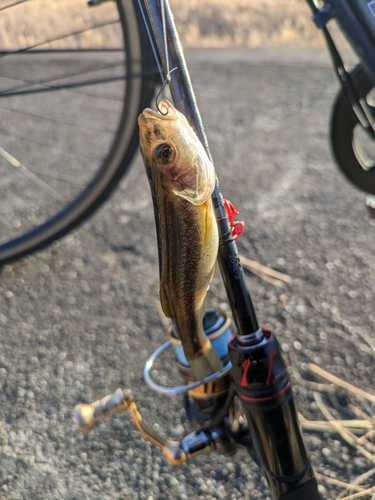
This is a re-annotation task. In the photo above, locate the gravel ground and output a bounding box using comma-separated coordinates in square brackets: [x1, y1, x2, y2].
[0, 48, 374, 500]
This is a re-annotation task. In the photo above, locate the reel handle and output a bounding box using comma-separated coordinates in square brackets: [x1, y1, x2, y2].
[74, 388, 133, 434]
[74, 388, 188, 465]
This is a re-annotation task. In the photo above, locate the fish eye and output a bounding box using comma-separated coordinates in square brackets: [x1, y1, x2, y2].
[156, 144, 173, 162]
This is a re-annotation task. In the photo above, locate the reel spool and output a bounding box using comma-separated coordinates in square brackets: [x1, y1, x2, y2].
[144, 310, 234, 427]
[144, 310, 233, 398]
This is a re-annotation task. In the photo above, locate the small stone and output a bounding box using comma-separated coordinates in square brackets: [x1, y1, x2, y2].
[3, 291, 13, 299]
[168, 477, 178, 487]
[322, 447, 331, 457]
[17, 388, 25, 398]
[281, 343, 290, 353]
[172, 424, 184, 437]
[26, 391, 35, 400]
[318, 484, 326, 494]
[293, 341, 302, 351]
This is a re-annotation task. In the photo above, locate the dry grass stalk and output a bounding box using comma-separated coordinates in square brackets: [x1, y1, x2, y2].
[336, 468, 375, 500]
[331, 316, 375, 356]
[300, 418, 374, 435]
[330, 328, 374, 356]
[349, 405, 375, 423]
[291, 365, 335, 392]
[240, 254, 292, 287]
[308, 364, 375, 405]
[338, 487, 375, 500]
[358, 431, 375, 445]
[314, 472, 366, 493]
[314, 392, 375, 465]
[351, 468, 375, 486]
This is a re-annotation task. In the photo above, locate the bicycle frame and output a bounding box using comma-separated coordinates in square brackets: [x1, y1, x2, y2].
[305, 0, 375, 134]
[306, 0, 375, 83]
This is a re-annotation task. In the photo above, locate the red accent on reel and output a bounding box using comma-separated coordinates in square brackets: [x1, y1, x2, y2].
[266, 350, 276, 385]
[239, 358, 251, 387]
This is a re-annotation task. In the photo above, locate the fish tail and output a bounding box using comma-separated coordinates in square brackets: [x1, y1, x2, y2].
[188, 341, 223, 382]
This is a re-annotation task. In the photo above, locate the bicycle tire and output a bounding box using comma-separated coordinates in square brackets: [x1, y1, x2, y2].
[0, 0, 158, 264]
[330, 64, 375, 195]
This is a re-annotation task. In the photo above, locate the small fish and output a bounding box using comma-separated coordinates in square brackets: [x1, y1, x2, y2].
[138, 99, 222, 381]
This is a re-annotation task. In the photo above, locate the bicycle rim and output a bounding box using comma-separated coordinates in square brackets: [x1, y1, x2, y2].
[0, 0, 157, 264]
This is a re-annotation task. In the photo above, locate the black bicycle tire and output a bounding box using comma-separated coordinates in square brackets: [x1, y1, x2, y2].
[0, 0, 158, 265]
[330, 63, 375, 195]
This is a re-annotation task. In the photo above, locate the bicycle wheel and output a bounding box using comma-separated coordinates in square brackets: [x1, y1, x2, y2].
[0, 0, 158, 264]
[330, 64, 375, 195]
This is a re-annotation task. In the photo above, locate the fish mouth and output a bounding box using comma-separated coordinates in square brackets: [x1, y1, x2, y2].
[138, 108, 174, 133]
[138, 100, 176, 128]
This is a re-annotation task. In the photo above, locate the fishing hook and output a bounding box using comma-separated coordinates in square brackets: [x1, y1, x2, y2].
[155, 67, 178, 115]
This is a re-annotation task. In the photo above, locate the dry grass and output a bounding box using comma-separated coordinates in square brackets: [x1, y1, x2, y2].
[170, 0, 326, 48]
[0, 0, 348, 50]
[292, 351, 375, 498]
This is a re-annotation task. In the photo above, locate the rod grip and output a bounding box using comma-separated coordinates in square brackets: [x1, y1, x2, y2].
[228, 329, 320, 499]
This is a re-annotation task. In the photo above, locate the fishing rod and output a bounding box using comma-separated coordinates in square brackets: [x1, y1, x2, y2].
[74, 0, 321, 498]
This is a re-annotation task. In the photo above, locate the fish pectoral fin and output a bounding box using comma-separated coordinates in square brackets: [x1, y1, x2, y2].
[174, 154, 215, 206]
[187, 342, 223, 382]
[159, 284, 172, 318]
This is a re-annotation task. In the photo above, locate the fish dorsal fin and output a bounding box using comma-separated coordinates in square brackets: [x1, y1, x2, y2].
[174, 153, 215, 206]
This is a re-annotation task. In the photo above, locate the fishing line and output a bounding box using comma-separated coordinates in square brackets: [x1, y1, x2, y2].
[136, 0, 164, 82]
[155, 0, 177, 115]
[136, 0, 177, 114]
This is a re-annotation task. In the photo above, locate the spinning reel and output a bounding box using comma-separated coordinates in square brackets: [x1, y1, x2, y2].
[74, 309, 254, 465]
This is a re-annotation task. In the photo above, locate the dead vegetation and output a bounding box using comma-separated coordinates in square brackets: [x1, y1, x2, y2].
[0, 0, 348, 49]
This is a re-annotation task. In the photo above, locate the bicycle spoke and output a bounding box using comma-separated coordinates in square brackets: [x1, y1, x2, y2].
[0, 146, 63, 201]
[0, 103, 116, 140]
[1, 19, 120, 56]
[0, 59, 125, 97]
[0, 72, 156, 97]
[5, 186, 34, 210]
[0, 116, 114, 163]
[0, 213, 19, 230]
[29, 168, 82, 185]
